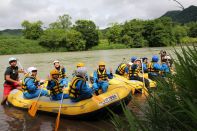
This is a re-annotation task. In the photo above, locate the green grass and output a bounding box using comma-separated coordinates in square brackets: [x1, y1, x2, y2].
[0, 36, 48, 55]
[90, 39, 128, 50]
[180, 37, 197, 44]
[110, 45, 197, 130]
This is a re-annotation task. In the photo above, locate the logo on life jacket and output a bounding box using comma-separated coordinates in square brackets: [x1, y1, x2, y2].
[97, 69, 108, 81]
[69, 76, 86, 99]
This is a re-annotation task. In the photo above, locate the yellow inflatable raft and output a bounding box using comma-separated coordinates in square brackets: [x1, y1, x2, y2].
[7, 84, 132, 119]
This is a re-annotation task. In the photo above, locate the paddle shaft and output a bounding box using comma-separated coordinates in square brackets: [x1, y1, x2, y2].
[55, 89, 65, 131]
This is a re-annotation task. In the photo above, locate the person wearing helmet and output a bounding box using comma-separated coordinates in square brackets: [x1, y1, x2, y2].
[72, 62, 88, 81]
[1, 57, 24, 105]
[69, 67, 92, 102]
[131, 56, 137, 64]
[92, 61, 113, 95]
[46, 69, 69, 100]
[115, 63, 129, 76]
[53, 60, 68, 87]
[128, 59, 150, 89]
[147, 55, 162, 80]
[22, 67, 48, 99]
[160, 56, 170, 77]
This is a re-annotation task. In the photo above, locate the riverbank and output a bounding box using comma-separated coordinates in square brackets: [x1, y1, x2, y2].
[0, 36, 197, 55]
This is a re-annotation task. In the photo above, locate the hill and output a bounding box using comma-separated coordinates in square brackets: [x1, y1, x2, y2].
[0, 29, 22, 36]
[162, 5, 197, 23]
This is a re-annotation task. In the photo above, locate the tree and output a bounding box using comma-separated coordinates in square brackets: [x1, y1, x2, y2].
[39, 29, 67, 48]
[64, 30, 86, 51]
[21, 20, 43, 40]
[74, 20, 99, 49]
[187, 22, 197, 37]
[49, 14, 72, 30]
[106, 23, 122, 44]
[173, 25, 187, 43]
[121, 19, 146, 47]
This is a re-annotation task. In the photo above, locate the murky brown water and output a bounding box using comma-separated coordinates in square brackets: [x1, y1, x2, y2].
[0, 47, 176, 131]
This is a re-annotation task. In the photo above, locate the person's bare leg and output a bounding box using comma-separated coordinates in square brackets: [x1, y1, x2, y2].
[1, 95, 8, 105]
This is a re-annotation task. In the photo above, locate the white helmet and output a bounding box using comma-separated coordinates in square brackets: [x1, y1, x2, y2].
[76, 67, 87, 76]
[9, 57, 17, 63]
[128, 62, 133, 66]
[53, 60, 59, 64]
[164, 55, 171, 60]
[27, 67, 37, 75]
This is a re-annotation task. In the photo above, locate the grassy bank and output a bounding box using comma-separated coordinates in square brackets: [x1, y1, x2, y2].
[0, 36, 48, 55]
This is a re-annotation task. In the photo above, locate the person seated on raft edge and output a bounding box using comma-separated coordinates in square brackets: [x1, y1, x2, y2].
[128, 59, 150, 89]
[22, 67, 49, 99]
[53, 60, 68, 88]
[47, 69, 69, 101]
[92, 61, 113, 95]
[72, 62, 88, 81]
[115, 62, 129, 76]
[159, 50, 173, 67]
[139, 57, 149, 73]
[160, 56, 171, 77]
[147, 55, 162, 81]
[69, 67, 92, 102]
[1, 57, 24, 105]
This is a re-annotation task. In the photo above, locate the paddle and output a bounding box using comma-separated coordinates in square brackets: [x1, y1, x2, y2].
[140, 59, 148, 93]
[55, 92, 64, 131]
[28, 84, 44, 117]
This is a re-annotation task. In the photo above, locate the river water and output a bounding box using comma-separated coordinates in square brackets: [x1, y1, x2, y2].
[0, 47, 176, 131]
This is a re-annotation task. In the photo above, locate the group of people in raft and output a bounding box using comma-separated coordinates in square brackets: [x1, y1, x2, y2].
[1, 50, 172, 105]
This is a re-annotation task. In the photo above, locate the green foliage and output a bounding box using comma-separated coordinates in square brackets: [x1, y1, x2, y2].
[187, 22, 197, 37]
[106, 23, 122, 44]
[39, 29, 85, 51]
[173, 25, 188, 43]
[74, 20, 99, 49]
[0, 36, 47, 55]
[64, 29, 86, 51]
[21, 20, 43, 40]
[39, 29, 67, 48]
[180, 37, 197, 44]
[110, 45, 197, 130]
[49, 14, 72, 30]
[90, 39, 127, 50]
[122, 19, 146, 47]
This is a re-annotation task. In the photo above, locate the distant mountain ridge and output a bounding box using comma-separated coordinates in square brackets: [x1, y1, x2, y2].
[0, 29, 22, 36]
[162, 5, 197, 23]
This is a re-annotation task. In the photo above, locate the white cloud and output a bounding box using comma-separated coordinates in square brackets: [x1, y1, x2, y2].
[0, 0, 196, 30]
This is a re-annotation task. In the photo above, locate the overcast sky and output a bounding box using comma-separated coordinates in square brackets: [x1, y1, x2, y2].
[0, 0, 196, 30]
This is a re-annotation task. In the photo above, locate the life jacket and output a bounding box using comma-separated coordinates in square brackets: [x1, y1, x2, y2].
[69, 76, 86, 99]
[97, 69, 108, 81]
[22, 76, 39, 92]
[56, 66, 66, 78]
[48, 79, 63, 95]
[117, 63, 127, 75]
[128, 65, 140, 78]
[148, 62, 160, 73]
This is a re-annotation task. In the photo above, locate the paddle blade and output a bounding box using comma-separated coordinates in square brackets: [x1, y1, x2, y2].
[55, 112, 61, 131]
[28, 102, 38, 117]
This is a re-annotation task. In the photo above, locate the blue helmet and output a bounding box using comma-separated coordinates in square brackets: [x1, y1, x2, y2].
[131, 56, 137, 63]
[152, 55, 159, 62]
